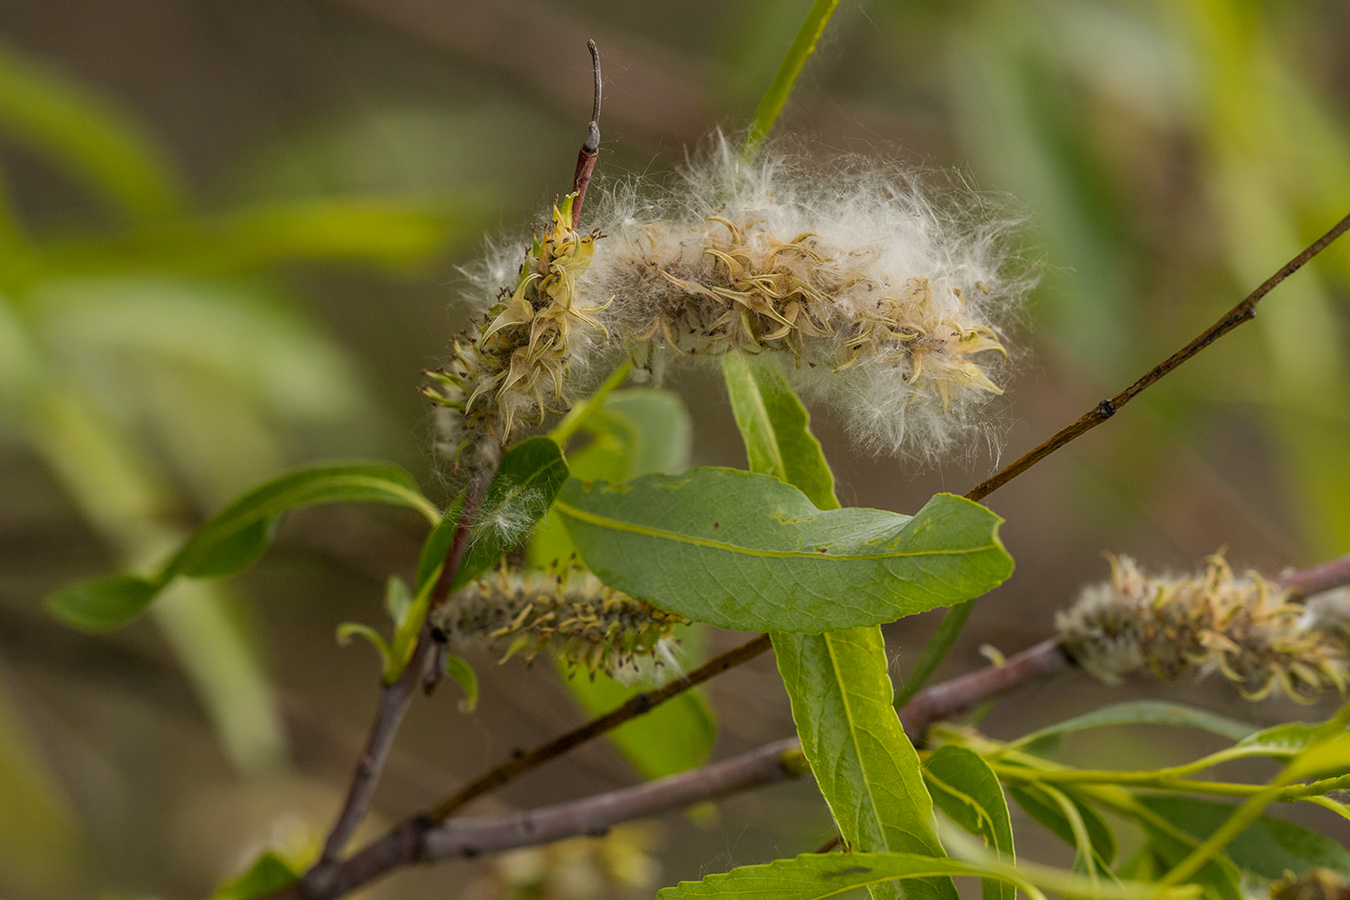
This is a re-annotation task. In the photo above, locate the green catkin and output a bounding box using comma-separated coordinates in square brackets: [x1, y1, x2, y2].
[425, 193, 608, 477]
[1057, 554, 1350, 702]
[432, 566, 686, 678]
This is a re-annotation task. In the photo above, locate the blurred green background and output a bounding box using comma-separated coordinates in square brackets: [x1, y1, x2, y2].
[1, 1, 1348, 898]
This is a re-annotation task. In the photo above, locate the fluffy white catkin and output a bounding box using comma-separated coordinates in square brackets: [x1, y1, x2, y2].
[579, 137, 1032, 461]
[429, 137, 1031, 470]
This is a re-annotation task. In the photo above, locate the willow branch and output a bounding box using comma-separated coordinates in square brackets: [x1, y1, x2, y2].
[966, 211, 1350, 504]
[269, 637, 1063, 899]
[299, 490, 483, 898]
[1276, 552, 1350, 600]
[314, 738, 807, 897]
[423, 633, 772, 822]
[898, 637, 1070, 739]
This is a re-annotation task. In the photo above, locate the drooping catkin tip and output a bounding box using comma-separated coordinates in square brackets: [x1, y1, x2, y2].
[1058, 554, 1350, 702]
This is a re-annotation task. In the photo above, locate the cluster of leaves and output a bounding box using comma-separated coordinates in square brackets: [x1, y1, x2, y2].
[49, 341, 1350, 900]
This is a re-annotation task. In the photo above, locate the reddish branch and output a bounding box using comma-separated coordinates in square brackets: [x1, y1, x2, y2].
[571, 40, 602, 227]
[1276, 553, 1350, 600]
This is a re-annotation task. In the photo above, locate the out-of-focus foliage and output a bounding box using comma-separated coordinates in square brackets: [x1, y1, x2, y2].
[0, 31, 474, 898]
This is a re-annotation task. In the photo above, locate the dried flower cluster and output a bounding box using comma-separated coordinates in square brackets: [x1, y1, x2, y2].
[425, 193, 608, 476]
[1057, 554, 1350, 702]
[431, 138, 1029, 469]
[582, 138, 1027, 459]
[432, 566, 685, 678]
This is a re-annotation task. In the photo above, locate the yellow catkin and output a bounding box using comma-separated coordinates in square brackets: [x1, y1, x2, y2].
[1057, 554, 1350, 703]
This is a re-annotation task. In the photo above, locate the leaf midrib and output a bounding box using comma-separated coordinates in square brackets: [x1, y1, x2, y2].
[555, 499, 997, 562]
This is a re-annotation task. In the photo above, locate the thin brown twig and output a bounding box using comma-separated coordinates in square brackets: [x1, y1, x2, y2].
[423, 633, 773, 822]
[966, 211, 1350, 504]
[268, 635, 1070, 899]
[299, 490, 483, 898]
[570, 39, 602, 227]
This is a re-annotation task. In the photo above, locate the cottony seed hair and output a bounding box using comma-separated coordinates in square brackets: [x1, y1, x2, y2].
[581, 136, 1032, 461]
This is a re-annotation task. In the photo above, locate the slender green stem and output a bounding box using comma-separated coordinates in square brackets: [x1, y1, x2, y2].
[742, 0, 841, 157]
[548, 359, 631, 447]
[1161, 696, 1350, 885]
[993, 765, 1350, 800]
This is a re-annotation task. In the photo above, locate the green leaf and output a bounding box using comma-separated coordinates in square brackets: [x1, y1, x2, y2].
[532, 389, 690, 568]
[442, 654, 478, 713]
[1009, 784, 1116, 867]
[1232, 722, 1322, 759]
[776, 628, 956, 900]
[655, 850, 1198, 900]
[44, 460, 438, 632]
[924, 746, 1015, 900]
[557, 469, 1012, 632]
[170, 460, 439, 579]
[44, 575, 159, 632]
[209, 851, 299, 900]
[743, 0, 843, 155]
[1138, 796, 1350, 881]
[561, 667, 715, 779]
[177, 518, 278, 579]
[1007, 702, 1258, 753]
[454, 437, 569, 591]
[414, 494, 466, 596]
[722, 352, 837, 509]
[336, 622, 396, 679]
[603, 389, 693, 478]
[722, 344, 950, 899]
